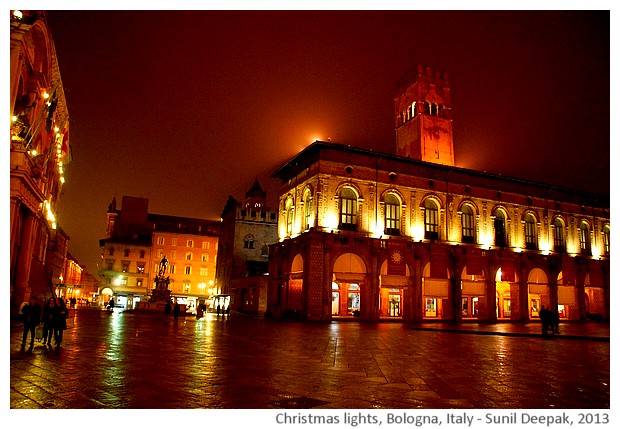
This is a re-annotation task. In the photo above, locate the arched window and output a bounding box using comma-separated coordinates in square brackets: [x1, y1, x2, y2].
[430, 103, 438, 116]
[603, 225, 610, 255]
[285, 198, 294, 236]
[579, 221, 591, 255]
[494, 209, 507, 247]
[423, 101, 430, 115]
[524, 213, 537, 250]
[384, 193, 401, 235]
[339, 187, 357, 231]
[461, 205, 475, 243]
[553, 218, 565, 252]
[424, 199, 439, 240]
[303, 189, 313, 231]
[243, 234, 255, 249]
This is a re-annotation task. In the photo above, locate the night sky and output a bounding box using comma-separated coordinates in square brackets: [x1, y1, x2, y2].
[44, 10, 610, 275]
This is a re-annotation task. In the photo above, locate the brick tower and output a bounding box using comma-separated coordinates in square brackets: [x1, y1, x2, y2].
[394, 65, 454, 166]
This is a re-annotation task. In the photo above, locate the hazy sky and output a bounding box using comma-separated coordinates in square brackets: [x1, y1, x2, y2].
[44, 10, 610, 274]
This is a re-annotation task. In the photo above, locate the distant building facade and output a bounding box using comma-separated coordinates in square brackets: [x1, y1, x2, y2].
[99, 196, 220, 311]
[267, 65, 610, 322]
[10, 10, 72, 316]
[215, 179, 278, 314]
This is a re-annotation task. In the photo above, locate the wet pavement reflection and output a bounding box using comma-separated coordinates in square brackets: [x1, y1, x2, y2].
[10, 309, 609, 409]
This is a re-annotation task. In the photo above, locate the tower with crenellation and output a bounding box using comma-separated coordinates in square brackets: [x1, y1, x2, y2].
[394, 64, 454, 166]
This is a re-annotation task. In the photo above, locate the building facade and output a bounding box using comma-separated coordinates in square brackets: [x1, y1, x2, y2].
[10, 10, 72, 316]
[99, 196, 220, 311]
[215, 179, 278, 314]
[267, 65, 610, 323]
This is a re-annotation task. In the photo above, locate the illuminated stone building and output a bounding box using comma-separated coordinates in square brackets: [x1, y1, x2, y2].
[99, 196, 220, 311]
[10, 10, 72, 316]
[267, 65, 610, 323]
[215, 179, 278, 314]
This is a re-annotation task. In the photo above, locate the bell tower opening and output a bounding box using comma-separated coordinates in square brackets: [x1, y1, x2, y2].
[394, 65, 455, 166]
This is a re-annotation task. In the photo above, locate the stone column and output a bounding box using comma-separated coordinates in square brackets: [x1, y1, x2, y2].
[12, 211, 38, 312]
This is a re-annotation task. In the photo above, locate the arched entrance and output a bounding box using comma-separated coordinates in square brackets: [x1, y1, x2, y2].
[379, 260, 410, 318]
[460, 266, 486, 319]
[494, 268, 519, 320]
[527, 268, 549, 319]
[557, 272, 577, 320]
[333, 253, 366, 317]
[422, 263, 451, 319]
[584, 273, 605, 318]
[286, 254, 304, 314]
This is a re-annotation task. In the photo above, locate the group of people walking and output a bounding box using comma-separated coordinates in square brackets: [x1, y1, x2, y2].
[20, 295, 68, 352]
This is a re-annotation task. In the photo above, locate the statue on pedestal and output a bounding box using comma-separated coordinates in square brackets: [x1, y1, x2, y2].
[149, 256, 171, 303]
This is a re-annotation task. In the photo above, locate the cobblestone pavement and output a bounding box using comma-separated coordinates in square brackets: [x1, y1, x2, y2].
[9, 308, 610, 409]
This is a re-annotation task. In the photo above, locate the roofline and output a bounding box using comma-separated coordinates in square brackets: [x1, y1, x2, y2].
[272, 141, 609, 204]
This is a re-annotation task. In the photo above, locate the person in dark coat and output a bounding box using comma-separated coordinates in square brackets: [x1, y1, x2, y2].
[164, 300, 172, 315]
[173, 301, 181, 322]
[539, 305, 551, 336]
[41, 297, 56, 346]
[20, 296, 41, 351]
[53, 298, 68, 347]
[552, 310, 561, 334]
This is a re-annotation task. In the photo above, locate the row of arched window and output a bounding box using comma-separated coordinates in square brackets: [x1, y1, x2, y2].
[399, 101, 446, 124]
[283, 185, 610, 256]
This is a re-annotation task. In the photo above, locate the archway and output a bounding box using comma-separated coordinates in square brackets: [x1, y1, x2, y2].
[285, 254, 304, 314]
[494, 268, 519, 320]
[379, 260, 411, 318]
[333, 253, 366, 317]
[422, 263, 451, 319]
[527, 268, 549, 319]
[584, 273, 605, 318]
[557, 272, 577, 320]
[460, 266, 487, 319]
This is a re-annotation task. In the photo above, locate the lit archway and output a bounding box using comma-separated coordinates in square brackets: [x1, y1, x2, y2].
[379, 260, 410, 318]
[333, 253, 366, 316]
[527, 268, 549, 319]
[422, 262, 451, 319]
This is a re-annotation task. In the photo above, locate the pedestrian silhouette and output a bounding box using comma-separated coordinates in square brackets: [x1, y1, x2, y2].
[42, 297, 56, 346]
[216, 304, 221, 316]
[173, 301, 180, 322]
[552, 310, 561, 334]
[539, 305, 552, 336]
[53, 298, 68, 347]
[20, 296, 41, 352]
[164, 300, 172, 315]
